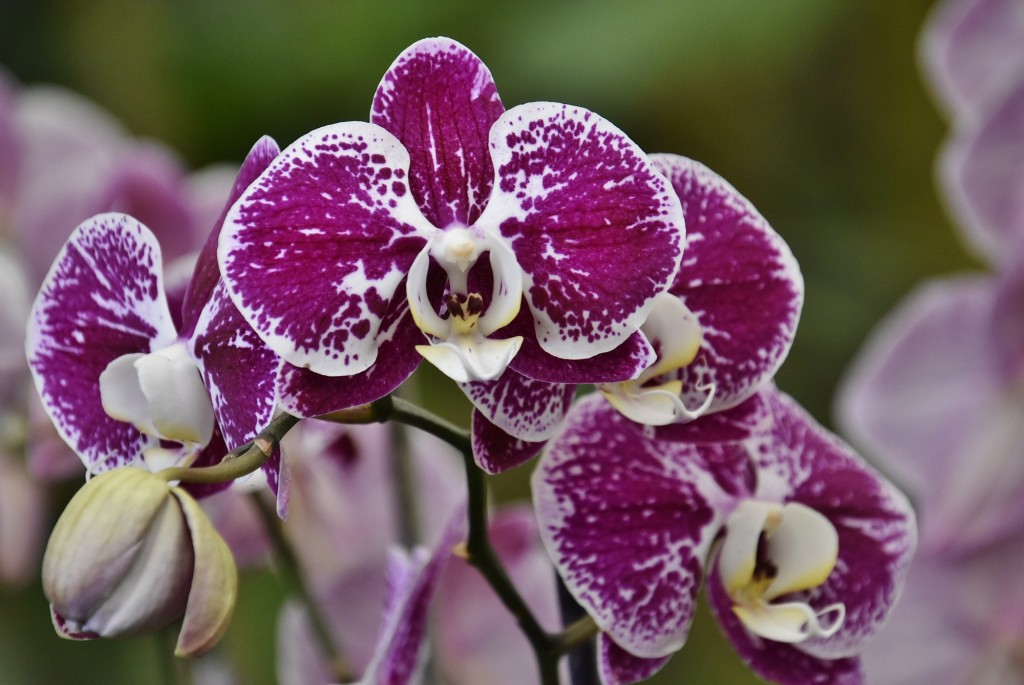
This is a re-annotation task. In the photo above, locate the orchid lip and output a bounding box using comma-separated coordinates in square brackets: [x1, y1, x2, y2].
[599, 293, 715, 425]
[407, 227, 524, 382]
[718, 499, 844, 644]
[99, 341, 215, 453]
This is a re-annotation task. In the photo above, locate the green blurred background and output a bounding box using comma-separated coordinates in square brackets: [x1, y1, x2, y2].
[0, 0, 975, 683]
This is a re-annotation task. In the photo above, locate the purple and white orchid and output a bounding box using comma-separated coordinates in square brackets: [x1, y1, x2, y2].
[469, 154, 803, 473]
[218, 38, 683, 432]
[533, 389, 916, 685]
[26, 137, 283, 502]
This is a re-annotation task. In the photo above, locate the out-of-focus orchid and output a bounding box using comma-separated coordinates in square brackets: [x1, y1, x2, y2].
[277, 421, 560, 685]
[533, 389, 915, 685]
[861, 533, 1024, 685]
[219, 37, 682, 429]
[26, 138, 284, 502]
[43, 467, 236, 656]
[469, 154, 802, 474]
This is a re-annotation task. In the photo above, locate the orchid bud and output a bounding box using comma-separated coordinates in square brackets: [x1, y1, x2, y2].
[42, 467, 237, 657]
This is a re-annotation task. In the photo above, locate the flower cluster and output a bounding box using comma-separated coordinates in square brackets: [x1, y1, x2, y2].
[839, 0, 1024, 681]
[22, 36, 917, 684]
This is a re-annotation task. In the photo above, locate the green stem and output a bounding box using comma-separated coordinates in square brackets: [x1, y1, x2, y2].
[250, 493, 356, 683]
[156, 412, 300, 485]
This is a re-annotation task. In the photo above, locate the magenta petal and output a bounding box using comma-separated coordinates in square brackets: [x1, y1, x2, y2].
[471, 410, 547, 474]
[532, 394, 732, 658]
[652, 154, 802, 412]
[462, 370, 574, 443]
[363, 507, 466, 685]
[597, 634, 672, 685]
[484, 103, 684, 360]
[920, 0, 1024, 121]
[276, 302, 424, 416]
[219, 122, 433, 377]
[755, 389, 917, 660]
[705, 560, 864, 685]
[372, 37, 505, 227]
[182, 135, 280, 336]
[941, 73, 1024, 263]
[26, 213, 177, 472]
[992, 248, 1024, 377]
[508, 307, 656, 383]
[190, 281, 278, 451]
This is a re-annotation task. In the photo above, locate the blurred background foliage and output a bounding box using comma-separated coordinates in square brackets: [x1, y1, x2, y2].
[0, 0, 970, 683]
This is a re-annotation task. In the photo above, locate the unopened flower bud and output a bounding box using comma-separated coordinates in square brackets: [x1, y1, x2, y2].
[42, 467, 237, 657]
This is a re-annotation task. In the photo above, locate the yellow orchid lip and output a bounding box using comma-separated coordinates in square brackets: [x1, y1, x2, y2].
[718, 499, 845, 643]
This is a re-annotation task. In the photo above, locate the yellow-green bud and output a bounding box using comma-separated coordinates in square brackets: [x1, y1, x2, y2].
[42, 467, 237, 657]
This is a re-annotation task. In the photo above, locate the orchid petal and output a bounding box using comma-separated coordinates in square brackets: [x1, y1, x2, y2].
[470, 410, 547, 474]
[26, 213, 177, 472]
[462, 370, 574, 444]
[277, 302, 425, 417]
[597, 634, 672, 685]
[652, 154, 802, 412]
[219, 122, 435, 377]
[479, 102, 684, 360]
[837, 276, 1015, 551]
[372, 37, 505, 228]
[940, 72, 1024, 263]
[509, 320, 656, 384]
[532, 394, 732, 658]
[920, 0, 1024, 122]
[190, 281, 277, 451]
[416, 334, 522, 383]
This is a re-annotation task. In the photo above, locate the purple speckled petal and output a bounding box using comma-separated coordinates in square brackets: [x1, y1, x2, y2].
[752, 389, 916, 660]
[597, 634, 671, 685]
[705, 560, 864, 685]
[363, 506, 466, 685]
[651, 154, 802, 412]
[654, 390, 772, 450]
[372, 37, 504, 228]
[189, 281, 278, 451]
[480, 103, 684, 361]
[470, 409, 547, 474]
[532, 394, 734, 658]
[26, 213, 177, 472]
[836, 276, 1023, 552]
[462, 370, 574, 443]
[507, 304, 656, 383]
[940, 73, 1024, 263]
[277, 300, 424, 416]
[182, 135, 280, 336]
[219, 122, 435, 377]
[920, 0, 1024, 121]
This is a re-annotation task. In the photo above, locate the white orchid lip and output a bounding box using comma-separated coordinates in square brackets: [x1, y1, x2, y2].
[599, 293, 714, 425]
[99, 341, 215, 451]
[718, 499, 845, 644]
[407, 227, 524, 382]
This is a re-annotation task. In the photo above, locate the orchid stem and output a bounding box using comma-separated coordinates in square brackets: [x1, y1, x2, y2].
[156, 412, 300, 485]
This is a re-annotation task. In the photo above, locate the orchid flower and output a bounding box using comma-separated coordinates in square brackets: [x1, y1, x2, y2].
[860, 532, 1024, 685]
[277, 420, 560, 685]
[469, 154, 803, 473]
[533, 388, 915, 684]
[26, 137, 284, 504]
[218, 38, 683, 426]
